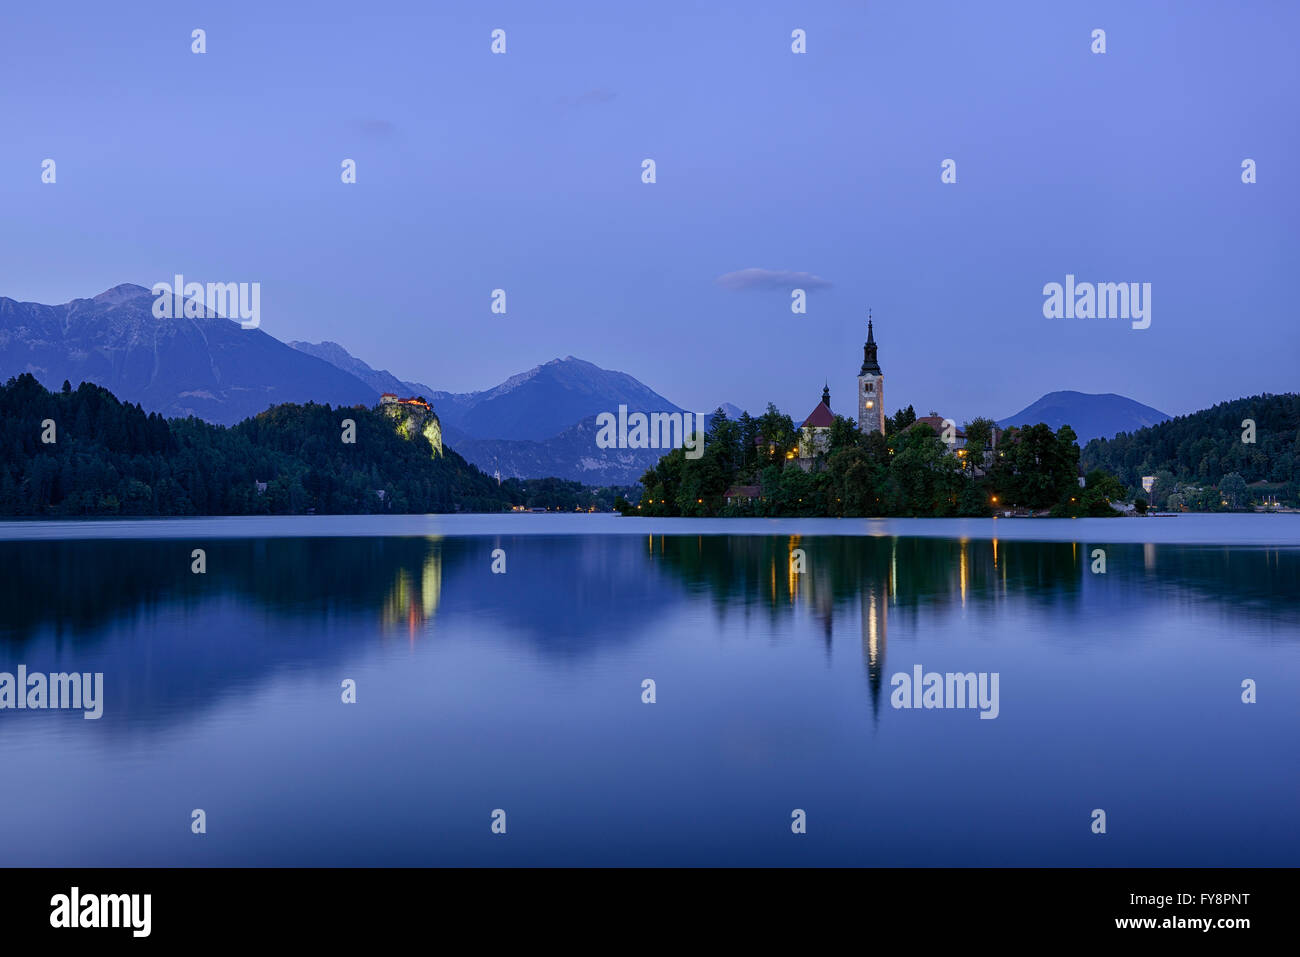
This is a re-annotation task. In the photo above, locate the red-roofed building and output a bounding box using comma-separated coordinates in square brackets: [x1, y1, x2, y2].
[797, 385, 835, 468]
[801, 393, 835, 430]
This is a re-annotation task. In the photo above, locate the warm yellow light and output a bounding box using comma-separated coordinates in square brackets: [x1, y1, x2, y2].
[865, 400, 874, 408]
[991, 496, 998, 503]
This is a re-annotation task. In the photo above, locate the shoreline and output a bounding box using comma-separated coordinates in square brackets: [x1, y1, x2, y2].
[0, 512, 1296, 547]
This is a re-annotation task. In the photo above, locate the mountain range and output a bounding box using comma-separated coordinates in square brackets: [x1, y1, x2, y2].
[287, 345, 682, 443]
[0, 284, 376, 423]
[284, 345, 682, 481]
[1, 284, 1172, 483]
[997, 391, 1170, 444]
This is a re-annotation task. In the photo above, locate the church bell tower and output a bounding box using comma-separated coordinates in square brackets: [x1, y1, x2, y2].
[857, 313, 885, 436]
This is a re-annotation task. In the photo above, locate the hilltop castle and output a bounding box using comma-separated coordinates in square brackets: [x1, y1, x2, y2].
[379, 393, 443, 456]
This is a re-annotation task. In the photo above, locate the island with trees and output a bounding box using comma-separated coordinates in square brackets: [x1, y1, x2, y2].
[622, 403, 1130, 518]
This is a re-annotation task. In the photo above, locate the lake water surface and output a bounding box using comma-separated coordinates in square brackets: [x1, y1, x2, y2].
[1, 514, 1297, 866]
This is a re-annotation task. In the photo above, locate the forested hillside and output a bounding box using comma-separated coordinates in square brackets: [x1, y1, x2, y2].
[0, 373, 511, 515]
[1081, 393, 1299, 506]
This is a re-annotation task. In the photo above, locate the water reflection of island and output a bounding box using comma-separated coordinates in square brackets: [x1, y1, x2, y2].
[0, 534, 1293, 736]
[647, 534, 1086, 716]
[648, 534, 1298, 715]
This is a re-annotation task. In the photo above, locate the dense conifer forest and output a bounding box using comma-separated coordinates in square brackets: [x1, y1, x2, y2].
[0, 374, 629, 515]
[1081, 393, 1299, 508]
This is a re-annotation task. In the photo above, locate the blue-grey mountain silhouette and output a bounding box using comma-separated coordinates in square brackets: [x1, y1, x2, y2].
[0, 284, 375, 424]
[997, 390, 1170, 443]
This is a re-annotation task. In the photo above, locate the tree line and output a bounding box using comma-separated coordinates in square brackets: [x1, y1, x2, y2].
[1081, 393, 1299, 509]
[0, 373, 622, 516]
[624, 403, 1126, 518]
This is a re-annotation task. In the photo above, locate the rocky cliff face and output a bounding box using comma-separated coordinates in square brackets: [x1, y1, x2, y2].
[381, 402, 443, 457]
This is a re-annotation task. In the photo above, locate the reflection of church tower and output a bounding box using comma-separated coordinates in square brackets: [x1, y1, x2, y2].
[857, 314, 885, 436]
[861, 580, 888, 720]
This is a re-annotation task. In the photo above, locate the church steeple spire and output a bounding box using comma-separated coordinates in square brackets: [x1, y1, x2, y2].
[857, 309, 885, 437]
[822, 383, 830, 407]
[860, 310, 882, 376]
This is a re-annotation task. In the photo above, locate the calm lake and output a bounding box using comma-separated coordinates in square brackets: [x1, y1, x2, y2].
[1, 514, 1297, 866]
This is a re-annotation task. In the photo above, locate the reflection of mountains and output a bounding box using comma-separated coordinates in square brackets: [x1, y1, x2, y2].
[0, 538, 464, 733]
[0, 538, 457, 645]
[0, 536, 687, 733]
[1, 535, 1293, 735]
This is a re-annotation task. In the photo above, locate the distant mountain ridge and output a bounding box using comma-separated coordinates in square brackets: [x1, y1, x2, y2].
[0, 284, 693, 484]
[429, 355, 683, 442]
[289, 343, 688, 481]
[0, 284, 376, 424]
[289, 348, 685, 443]
[997, 390, 1170, 443]
[286, 340, 440, 404]
[3, 285, 1180, 485]
[451, 413, 669, 485]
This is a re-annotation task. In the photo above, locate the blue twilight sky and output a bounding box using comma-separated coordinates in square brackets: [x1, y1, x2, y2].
[1, 0, 1296, 420]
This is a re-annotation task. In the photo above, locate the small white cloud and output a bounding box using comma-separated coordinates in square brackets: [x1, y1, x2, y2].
[716, 268, 831, 291]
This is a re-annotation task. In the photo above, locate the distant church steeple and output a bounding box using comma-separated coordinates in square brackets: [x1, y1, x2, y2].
[860, 312, 882, 376]
[822, 383, 830, 407]
[857, 311, 886, 436]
